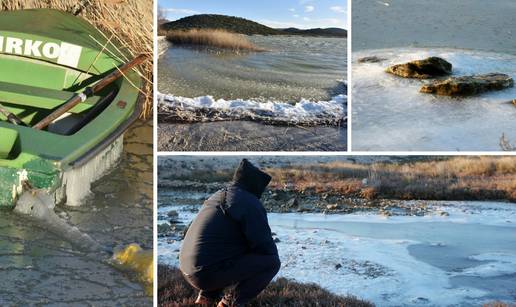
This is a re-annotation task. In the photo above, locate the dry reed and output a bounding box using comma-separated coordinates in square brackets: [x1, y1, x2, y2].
[264, 156, 516, 201]
[166, 29, 265, 52]
[1, 0, 153, 118]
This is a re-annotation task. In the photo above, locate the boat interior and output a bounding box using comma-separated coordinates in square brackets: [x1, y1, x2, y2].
[0, 53, 120, 136]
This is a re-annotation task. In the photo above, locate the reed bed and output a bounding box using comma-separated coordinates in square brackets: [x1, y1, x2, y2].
[1, 0, 153, 118]
[265, 156, 516, 201]
[166, 29, 265, 52]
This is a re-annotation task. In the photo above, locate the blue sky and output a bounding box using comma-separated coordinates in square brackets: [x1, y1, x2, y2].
[159, 0, 347, 29]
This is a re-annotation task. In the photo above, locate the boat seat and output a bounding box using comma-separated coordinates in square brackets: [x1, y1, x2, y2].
[0, 81, 102, 114]
[0, 127, 18, 159]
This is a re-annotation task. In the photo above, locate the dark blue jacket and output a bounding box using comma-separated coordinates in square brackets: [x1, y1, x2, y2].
[180, 159, 277, 275]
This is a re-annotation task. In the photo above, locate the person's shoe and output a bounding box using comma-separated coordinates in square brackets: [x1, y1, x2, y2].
[195, 293, 215, 306]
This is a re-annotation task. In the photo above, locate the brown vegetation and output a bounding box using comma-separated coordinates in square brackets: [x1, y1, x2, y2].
[1, 0, 153, 118]
[483, 302, 516, 307]
[165, 29, 265, 52]
[158, 265, 373, 307]
[266, 157, 516, 201]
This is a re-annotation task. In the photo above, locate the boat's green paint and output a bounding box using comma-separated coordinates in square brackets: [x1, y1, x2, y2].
[0, 9, 143, 207]
[0, 128, 18, 159]
[0, 81, 102, 114]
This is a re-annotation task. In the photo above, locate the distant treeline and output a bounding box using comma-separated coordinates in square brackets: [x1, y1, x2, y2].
[159, 14, 347, 38]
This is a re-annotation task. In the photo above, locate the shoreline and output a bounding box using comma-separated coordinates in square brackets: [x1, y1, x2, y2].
[158, 122, 347, 151]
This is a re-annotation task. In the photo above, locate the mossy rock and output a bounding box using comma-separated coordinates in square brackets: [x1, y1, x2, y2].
[386, 57, 452, 79]
[420, 73, 514, 96]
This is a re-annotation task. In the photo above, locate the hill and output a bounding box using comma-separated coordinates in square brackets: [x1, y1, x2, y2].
[160, 14, 347, 37]
[281, 27, 347, 37]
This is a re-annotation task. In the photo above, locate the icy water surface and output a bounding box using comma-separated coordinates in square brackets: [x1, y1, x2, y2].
[352, 48, 516, 151]
[159, 36, 346, 102]
[0, 121, 153, 305]
[158, 190, 516, 306]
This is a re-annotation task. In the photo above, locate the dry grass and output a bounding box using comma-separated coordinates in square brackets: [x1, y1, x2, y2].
[1, 0, 153, 118]
[483, 302, 516, 307]
[265, 156, 516, 201]
[166, 29, 265, 52]
[159, 265, 374, 307]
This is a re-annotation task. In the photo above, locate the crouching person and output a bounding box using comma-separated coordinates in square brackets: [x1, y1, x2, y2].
[179, 159, 280, 307]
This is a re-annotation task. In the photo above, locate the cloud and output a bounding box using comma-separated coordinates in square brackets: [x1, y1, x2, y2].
[289, 8, 296, 12]
[259, 19, 307, 29]
[304, 5, 315, 12]
[261, 16, 346, 29]
[293, 14, 300, 18]
[330, 6, 346, 13]
[162, 8, 199, 15]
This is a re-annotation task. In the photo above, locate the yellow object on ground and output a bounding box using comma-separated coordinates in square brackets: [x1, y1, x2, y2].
[113, 243, 154, 286]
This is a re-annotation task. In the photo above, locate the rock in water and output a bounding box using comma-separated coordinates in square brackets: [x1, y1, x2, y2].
[420, 73, 514, 96]
[358, 56, 386, 63]
[386, 57, 452, 78]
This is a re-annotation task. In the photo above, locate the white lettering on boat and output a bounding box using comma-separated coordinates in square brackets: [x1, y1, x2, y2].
[0, 36, 82, 68]
[5, 37, 23, 55]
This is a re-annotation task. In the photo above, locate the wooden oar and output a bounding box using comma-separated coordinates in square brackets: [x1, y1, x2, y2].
[0, 103, 25, 125]
[33, 54, 148, 130]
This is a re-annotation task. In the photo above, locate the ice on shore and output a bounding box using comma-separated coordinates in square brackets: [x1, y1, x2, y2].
[158, 92, 347, 125]
[353, 48, 516, 151]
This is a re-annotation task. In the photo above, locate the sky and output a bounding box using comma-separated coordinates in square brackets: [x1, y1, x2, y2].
[159, 0, 347, 29]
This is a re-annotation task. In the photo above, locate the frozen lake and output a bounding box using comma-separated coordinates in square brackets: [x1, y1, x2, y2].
[158, 190, 516, 306]
[352, 48, 516, 151]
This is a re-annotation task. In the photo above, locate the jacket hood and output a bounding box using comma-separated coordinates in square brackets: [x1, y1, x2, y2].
[232, 159, 272, 199]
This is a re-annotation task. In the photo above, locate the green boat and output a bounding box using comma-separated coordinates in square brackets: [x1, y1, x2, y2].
[0, 9, 145, 208]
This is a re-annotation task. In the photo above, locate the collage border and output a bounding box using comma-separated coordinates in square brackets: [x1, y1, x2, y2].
[151, 0, 515, 305]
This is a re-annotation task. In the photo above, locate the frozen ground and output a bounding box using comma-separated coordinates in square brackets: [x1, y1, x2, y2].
[352, 48, 516, 151]
[158, 121, 346, 152]
[158, 190, 516, 306]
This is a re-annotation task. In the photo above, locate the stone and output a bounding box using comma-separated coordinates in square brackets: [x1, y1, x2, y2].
[286, 197, 299, 208]
[386, 57, 452, 79]
[157, 223, 171, 234]
[297, 204, 312, 213]
[167, 210, 179, 218]
[274, 238, 281, 243]
[420, 73, 514, 96]
[357, 56, 386, 63]
[335, 263, 342, 270]
[326, 204, 340, 210]
[438, 211, 450, 217]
